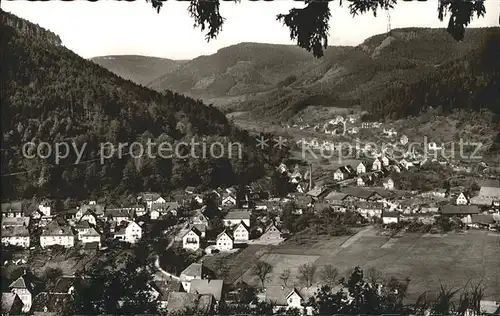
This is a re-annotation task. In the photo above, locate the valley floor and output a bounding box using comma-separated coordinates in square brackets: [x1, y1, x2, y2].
[205, 226, 500, 301]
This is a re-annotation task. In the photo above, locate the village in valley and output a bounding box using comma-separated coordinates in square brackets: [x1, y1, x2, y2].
[2, 122, 500, 314]
[2, 1, 500, 314]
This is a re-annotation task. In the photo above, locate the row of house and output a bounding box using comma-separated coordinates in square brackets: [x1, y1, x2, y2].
[1, 200, 147, 250]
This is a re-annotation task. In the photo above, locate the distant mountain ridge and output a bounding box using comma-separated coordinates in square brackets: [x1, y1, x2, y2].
[91, 26, 499, 123]
[229, 27, 500, 121]
[91, 55, 187, 86]
[147, 42, 316, 97]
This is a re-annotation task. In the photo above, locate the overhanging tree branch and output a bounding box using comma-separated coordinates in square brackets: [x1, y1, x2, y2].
[146, 0, 491, 58]
[277, 1, 331, 58]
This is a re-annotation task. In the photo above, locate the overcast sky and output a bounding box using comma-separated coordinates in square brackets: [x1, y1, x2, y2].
[2, 1, 498, 60]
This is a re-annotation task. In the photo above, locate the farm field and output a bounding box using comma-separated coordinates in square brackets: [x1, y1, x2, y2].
[229, 228, 500, 301]
[202, 245, 270, 284]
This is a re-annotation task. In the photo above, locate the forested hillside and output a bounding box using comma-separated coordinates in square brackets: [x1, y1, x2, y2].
[229, 27, 500, 121]
[366, 28, 500, 119]
[147, 42, 316, 97]
[0, 10, 270, 201]
[91, 55, 187, 86]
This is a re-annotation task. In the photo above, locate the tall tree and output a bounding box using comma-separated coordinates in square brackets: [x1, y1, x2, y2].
[320, 265, 339, 288]
[252, 260, 274, 288]
[279, 268, 291, 287]
[298, 263, 317, 287]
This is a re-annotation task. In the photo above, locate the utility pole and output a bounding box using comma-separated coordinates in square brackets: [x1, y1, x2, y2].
[386, 10, 391, 35]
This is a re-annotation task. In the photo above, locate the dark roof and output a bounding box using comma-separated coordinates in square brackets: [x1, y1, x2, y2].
[477, 179, 500, 188]
[83, 242, 100, 250]
[74, 220, 91, 229]
[224, 210, 251, 220]
[81, 227, 100, 237]
[1, 225, 29, 237]
[192, 223, 207, 233]
[181, 263, 203, 279]
[9, 274, 35, 291]
[341, 187, 375, 199]
[264, 223, 281, 234]
[471, 214, 495, 225]
[382, 211, 400, 218]
[306, 187, 327, 197]
[234, 221, 249, 231]
[1, 292, 21, 313]
[1, 201, 23, 213]
[479, 186, 500, 199]
[183, 226, 202, 238]
[1, 216, 30, 227]
[189, 279, 224, 301]
[79, 203, 105, 215]
[440, 205, 480, 215]
[370, 188, 394, 198]
[104, 208, 131, 218]
[41, 221, 74, 236]
[324, 192, 347, 201]
[335, 166, 350, 174]
[216, 230, 234, 241]
[166, 292, 213, 314]
[164, 201, 180, 209]
[151, 280, 183, 301]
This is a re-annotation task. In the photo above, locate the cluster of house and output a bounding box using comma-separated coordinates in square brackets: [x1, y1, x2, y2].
[161, 261, 322, 315]
[4, 261, 500, 316]
[179, 208, 251, 253]
[2, 261, 302, 315]
[280, 153, 419, 196]
[274, 158, 500, 228]
[304, 182, 500, 228]
[1, 192, 185, 251]
[2, 170, 499, 315]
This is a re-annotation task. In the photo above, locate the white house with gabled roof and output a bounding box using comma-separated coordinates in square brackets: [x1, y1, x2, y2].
[80, 227, 101, 248]
[216, 231, 233, 251]
[182, 226, 202, 251]
[233, 222, 249, 243]
[356, 162, 366, 175]
[1, 225, 30, 248]
[9, 274, 35, 312]
[80, 210, 97, 226]
[456, 192, 470, 205]
[221, 193, 237, 206]
[40, 221, 74, 248]
[114, 220, 142, 244]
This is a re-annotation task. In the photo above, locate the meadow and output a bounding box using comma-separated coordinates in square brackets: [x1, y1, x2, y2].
[219, 228, 500, 301]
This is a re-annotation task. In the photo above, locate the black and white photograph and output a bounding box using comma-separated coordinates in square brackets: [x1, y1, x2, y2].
[1, 0, 499, 315]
